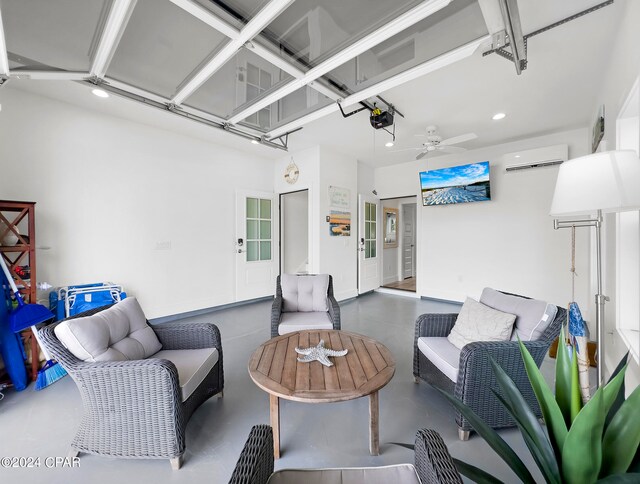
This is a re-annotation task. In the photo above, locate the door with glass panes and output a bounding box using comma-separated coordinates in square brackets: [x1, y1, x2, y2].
[358, 194, 381, 294]
[236, 190, 277, 301]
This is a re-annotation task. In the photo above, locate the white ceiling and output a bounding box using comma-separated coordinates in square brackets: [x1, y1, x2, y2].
[285, 0, 625, 167]
[0, 0, 627, 167]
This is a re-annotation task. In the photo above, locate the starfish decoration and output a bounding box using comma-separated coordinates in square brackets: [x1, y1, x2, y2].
[295, 339, 348, 367]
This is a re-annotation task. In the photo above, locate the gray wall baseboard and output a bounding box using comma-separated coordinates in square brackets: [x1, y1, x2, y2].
[420, 295, 463, 306]
[149, 296, 273, 325]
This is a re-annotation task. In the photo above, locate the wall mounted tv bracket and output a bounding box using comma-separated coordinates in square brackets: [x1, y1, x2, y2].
[484, 0, 614, 75]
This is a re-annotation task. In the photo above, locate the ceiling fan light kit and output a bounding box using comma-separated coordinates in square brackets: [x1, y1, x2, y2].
[393, 125, 477, 160]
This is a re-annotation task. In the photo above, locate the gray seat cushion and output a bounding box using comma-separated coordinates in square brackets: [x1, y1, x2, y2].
[480, 288, 558, 341]
[278, 312, 333, 335]
[152, 348, 219, 402]
[281, 274, 329, 312]
[447, 297, 516, 350]
[418, 337, 461, 382]
[54, 297, 162, 362]
[267, 464, 421, 484]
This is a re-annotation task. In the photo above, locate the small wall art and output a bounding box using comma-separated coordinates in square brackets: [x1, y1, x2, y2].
[329, 210, 351, 236]
[329, 186, 350, 210]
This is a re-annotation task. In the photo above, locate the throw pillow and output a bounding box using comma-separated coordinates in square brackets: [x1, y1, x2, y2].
[480, 288, 558, 341]
[447, 297, 516, 349]
[54, 297, 162, 362]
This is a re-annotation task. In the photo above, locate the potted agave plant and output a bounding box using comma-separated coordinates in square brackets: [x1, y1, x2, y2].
[435, 329, 640, 484]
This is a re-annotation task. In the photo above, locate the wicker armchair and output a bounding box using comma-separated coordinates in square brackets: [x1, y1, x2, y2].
[271, 274, 341, 337]
[38, 305, 224, 469]
[413, 294, 565, 440]
[229, 425, 462, 484]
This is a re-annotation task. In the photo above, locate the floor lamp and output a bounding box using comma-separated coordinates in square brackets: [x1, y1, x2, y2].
[550, 150, 640, 388]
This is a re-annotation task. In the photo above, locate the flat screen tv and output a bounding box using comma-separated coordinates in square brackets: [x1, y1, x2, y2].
[419, 161, 491, 206]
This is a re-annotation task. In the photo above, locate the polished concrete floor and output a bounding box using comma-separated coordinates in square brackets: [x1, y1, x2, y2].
[0, 292, 548, 483]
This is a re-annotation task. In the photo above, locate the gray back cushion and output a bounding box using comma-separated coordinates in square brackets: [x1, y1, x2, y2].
[281, 274, 329, 312]
[54, 297, 162, 362]
[480, 288, 558, 341]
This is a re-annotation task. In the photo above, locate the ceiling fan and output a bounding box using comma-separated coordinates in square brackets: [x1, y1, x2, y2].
[394, 125, 478, 160]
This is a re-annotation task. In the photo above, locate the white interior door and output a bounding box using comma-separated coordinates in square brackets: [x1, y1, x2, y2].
[236, 190, 277, 301]
[358, 194, 381, 294]
[402, 204, 416, 279]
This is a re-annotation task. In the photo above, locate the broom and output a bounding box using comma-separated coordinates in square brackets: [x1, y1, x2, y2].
[0, 257, 66, 389]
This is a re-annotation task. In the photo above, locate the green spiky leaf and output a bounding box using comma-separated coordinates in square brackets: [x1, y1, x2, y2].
[518, 337, 568, 460]
[570, 345, 582, 422]
[601, 385, 640, 476]
[556, 327, 574, 426]
[489, 357, 561, 484]
[453, 457, 505, 484]
[602, 363, 627, 417]
[628, 445, 640, 473]
[434, 387, 536, 484]
[604, 353, 629, 433]
[596, 474, 640, 483]
[492, 391, 561, 484]
[562, 387, 606, 484]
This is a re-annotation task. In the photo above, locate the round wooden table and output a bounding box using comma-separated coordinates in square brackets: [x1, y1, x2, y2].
[248, 330, 395, 458]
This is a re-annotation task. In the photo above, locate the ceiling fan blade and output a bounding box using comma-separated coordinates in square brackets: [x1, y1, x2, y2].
[415, 151, 429, 160]
[437, 145, 466, 153]
[440, 132, 477, 146]
[389, 147, 424, 153]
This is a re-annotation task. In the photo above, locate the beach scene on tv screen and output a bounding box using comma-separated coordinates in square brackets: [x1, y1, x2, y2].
[420, 161, 491, 206]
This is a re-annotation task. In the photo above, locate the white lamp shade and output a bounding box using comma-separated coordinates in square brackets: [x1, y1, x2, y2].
[550, 150, 640, 216]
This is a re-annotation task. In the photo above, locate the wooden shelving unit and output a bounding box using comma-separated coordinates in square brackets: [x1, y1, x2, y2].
[0, 200, 40, 382]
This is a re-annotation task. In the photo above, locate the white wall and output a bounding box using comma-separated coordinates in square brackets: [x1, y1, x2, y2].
[274, 146, 358, 301]
[274, 146, 321, 274]
[281, 190, 309, 273]
[0, 86, 274, 319]
[375, 128, 591, 314]
[318, 146, 358, 301]
[357, 161, 375, 197]
[590, 0, 640, 387]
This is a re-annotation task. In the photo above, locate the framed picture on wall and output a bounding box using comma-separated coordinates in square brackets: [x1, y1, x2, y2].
[383, 207, 398, 248]
[329, 210, 350, 236]
[592, 104, 605, 153]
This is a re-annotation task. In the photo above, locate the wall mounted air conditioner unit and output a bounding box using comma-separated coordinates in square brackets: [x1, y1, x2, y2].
[503, 144, 568, 172]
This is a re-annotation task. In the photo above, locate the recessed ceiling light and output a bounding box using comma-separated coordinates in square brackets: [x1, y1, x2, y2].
[385, 141, 394, 148]
[92, 88, 109, 98]
[492, 112, 506, 120]
[515, 155, 521, 158]
[251, 139, 260, 145]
